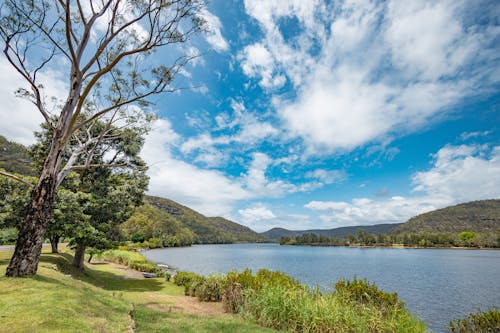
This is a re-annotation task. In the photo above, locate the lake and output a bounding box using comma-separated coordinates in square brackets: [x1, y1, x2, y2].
[143, 243, 500, 332]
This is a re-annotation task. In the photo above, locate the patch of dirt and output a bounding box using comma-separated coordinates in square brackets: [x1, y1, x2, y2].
[145, 296, 229, 318]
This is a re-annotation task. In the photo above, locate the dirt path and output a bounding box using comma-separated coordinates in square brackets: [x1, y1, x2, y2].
[145, 295, 229, 318]
[94, 261, 229, 318]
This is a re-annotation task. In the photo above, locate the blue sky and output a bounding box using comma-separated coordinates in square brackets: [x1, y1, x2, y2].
[1, 0, 499, 231]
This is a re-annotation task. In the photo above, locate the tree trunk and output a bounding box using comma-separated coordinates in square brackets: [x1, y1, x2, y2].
[73, 244, 86, 270]
[50, 236, 60, 254]
[6, 175, 57, 277]
[87, 253, 93, 264]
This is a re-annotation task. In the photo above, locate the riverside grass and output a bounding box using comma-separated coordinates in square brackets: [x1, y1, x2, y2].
[0, 248, 273, 333]
[173, 269, 425, 333]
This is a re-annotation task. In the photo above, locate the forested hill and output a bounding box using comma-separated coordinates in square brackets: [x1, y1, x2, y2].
[261, 223, 400, 241]
[0, 135, 34, 176]
[121, 195, 268, 244]
[392, 199, 500, 234]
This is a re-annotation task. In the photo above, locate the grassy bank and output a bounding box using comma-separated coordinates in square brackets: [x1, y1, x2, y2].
[0, 248, 273, 333]
[173, 269, 425, 333]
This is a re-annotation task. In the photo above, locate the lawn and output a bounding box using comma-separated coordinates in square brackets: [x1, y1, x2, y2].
[0, 248, 275, 333]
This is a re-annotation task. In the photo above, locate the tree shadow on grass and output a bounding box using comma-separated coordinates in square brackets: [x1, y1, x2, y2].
[38, 252, 164, 292]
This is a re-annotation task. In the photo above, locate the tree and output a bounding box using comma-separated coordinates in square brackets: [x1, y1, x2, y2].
[0, 0, 205, 276]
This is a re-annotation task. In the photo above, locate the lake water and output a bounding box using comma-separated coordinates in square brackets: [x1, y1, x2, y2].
[143, 243, 500, 332]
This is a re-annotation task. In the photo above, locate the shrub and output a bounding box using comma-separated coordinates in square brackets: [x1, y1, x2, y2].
[449, 309, 500, 333]
[184, 275, 205, 296]
[173, 271, 203, 287]
[196, 276, 224, 302]
[0, 228, 18, 245]
[147, 237, 162, 249]
[223, 281, 244, 313]
[164, 272, 172, 282]
[96, 250, 162, 275]
[334, 277, 401, 310]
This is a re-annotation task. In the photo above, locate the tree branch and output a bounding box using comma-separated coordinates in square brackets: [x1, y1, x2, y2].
[0, 170, 33, 188]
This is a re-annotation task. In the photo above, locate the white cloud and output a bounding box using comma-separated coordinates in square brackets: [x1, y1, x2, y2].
[238, 203, 276, 222]
[142, 119, 251, 216]
[0, 58, 67, 145]
[200, 9, 229, 52]
[305, 169, 346, 184]
[143, 120, 320, 217]
[460, 130, 492, 141]
[240, 0, 499, 152]
[305, 144, 500, 226]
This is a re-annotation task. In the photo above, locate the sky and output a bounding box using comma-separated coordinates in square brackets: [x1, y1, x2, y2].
[1, 0, 499, 232]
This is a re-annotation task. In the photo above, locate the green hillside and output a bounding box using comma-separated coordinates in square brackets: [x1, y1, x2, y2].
[392, 199, 500, 234]
[0, 135, 34, 176]
[261, 223, 400, 241]
[122, 196, 267, 244]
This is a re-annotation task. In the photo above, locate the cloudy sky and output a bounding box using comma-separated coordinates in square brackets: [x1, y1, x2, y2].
[1, 0, 499, 231]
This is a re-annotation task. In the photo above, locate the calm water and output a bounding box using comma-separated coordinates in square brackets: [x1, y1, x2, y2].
[143, 243, 500, 332]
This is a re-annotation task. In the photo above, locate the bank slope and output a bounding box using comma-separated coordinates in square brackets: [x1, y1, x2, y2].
[392, 199, 500, 234]
[128, 196, 267, 244]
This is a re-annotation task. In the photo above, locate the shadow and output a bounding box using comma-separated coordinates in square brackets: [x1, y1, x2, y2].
[37, 252, 164, 292]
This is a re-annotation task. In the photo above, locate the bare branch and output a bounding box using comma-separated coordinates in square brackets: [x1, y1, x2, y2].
[0, 170, 34, 188]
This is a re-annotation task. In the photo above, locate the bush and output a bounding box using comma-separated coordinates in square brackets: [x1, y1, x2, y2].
[223, 281, 244, 313]
[173, 271, 203, 286]
[0, 228, 18, 245]
[196, 276, 224, 302]
[334, 277, 401, 309]
[164, 272, 172, 282]
[449, 309, 500, 333]
[96, 250, 162, 275]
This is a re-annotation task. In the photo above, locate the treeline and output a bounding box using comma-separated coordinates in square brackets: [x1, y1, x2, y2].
[280, 229, 500, 248]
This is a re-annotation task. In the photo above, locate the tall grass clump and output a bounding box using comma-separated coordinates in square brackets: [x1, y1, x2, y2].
[449, 309, 500, 333]
[96, 250, 162, 274]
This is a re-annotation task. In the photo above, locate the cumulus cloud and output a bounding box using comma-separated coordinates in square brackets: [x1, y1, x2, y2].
[240, 0, 500, 152]
[305, 144, 500, 226]
[238, 203, 315, 232]
[142, 120, 323, 217]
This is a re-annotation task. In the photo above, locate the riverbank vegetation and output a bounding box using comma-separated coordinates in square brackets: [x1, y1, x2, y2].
[172, 269, 425, 332]
[449, 309, 500, 332]
[280, 229, 500, 248]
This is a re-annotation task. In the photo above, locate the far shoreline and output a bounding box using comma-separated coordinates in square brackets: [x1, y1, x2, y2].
[279, 243, 500, 250]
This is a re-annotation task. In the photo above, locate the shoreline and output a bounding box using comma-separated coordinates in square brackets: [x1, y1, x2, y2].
[281, 243, 500, 250]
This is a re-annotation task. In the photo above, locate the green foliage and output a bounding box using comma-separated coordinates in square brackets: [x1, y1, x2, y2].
[0, 227, 18, 244]
[174, 271, 203, 287]
[334, 277, 401, 310]
[449, 309, 500, 333]
[0, 135, 35, 176]
[393, 199, 500, 234]
[96, 250, 161, 275]
[195, 276, 225, 302]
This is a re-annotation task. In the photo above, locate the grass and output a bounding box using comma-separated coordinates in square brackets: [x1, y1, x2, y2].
[0, 248, 274, 333]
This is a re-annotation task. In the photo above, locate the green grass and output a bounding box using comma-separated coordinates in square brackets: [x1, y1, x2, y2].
[0, 249, 274, 333]
[133, 307, 276, 333]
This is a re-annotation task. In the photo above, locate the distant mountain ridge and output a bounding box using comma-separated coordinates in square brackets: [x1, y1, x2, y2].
[263, 199, 500, 241]
[260, 223, 401, 241]
[0, 135, 34, 176]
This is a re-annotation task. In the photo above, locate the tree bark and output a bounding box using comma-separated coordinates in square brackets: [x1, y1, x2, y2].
[50, 236, 60, 254]
[6, 175, 57, 277]
[73, 244, 86, 270]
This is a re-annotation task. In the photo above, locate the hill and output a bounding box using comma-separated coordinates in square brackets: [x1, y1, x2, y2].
[392, 199, 500, 234]
[0, 135, 34, 176]
[261, 223, 401, 241]
[122, 196, 267, 244]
